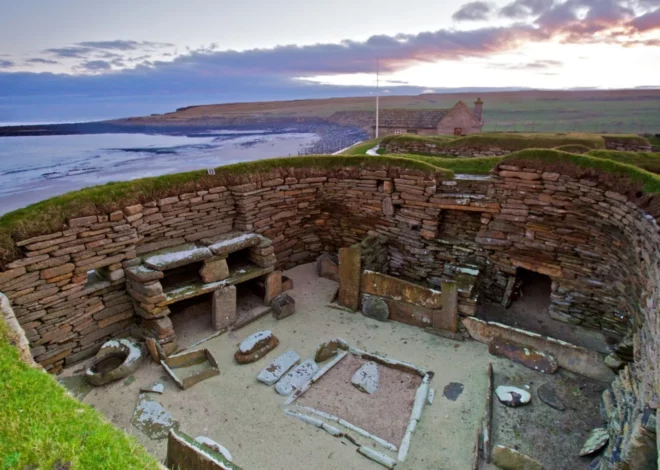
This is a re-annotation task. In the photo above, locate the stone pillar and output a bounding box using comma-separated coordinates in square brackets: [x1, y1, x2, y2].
[264, 271, 282, 305]
[212, 285, 237, 330]
[338, 246, 361, 311]
[199, 256, 229, 283]
[436, 280, 458, 332]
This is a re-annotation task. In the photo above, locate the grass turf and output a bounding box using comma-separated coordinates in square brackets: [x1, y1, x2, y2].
[0, 321, 160, 469]
[381, 132, 612, 151]
[587, 150, 660, 174]
[340, 138, 382, 155]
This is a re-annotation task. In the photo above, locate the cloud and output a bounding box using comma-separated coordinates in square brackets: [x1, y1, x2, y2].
[75, 40, 174, 51]
[500, 0, 554, 18]
[25, 58, 59, 65]
[489, 59, 563, 69]
[78, 60, 113, 72]
[453, 1, 493, 20]
[631, 8, 660, 31]
[44, 47, 94, 58]
[0, 60, 14, 68]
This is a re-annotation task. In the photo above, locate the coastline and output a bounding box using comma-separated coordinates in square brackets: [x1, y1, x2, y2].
[0, 132, 320, 216]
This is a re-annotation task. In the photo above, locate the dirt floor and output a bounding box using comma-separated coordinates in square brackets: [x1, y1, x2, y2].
[60, 262, 609, 470]
[477, 270, 620, 354]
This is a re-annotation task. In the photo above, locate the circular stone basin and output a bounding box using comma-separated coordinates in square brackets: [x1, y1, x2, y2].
[85, 338, 144, 386]
[91, 353, 128, 374]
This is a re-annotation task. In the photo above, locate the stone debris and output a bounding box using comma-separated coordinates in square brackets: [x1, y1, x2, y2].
[492, 445, 544, 470]
[360, 294, 390, 322]
[427, 388, 435, 405]
[271, 294, 295, 320]
[604, 353, 625, 372]
[314, 338, 348, 363]
[275, 360, 319, 396]
[234, 333, 279, 364]
[256, 350, 300, 386]
[489, 337, 558, 374]
[195, 436, 233, 461]
[312, 350, 348, 383]
[351, 361, 380, 394]
[443, 382, 464, 401]
[495, 385, 531, 408]
[579, 428, 609, 456]
[131, 393, 178, 440]
[140, 381, 165, 394]
[536, 382, 566, 411]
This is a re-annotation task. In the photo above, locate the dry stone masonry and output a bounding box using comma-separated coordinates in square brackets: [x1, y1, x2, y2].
[1, 159, 660, 468]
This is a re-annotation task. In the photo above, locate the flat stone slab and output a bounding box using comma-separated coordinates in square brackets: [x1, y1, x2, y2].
[125, 265, 164, 282]
[489, 336, 558, 374]
[132, 393, 179, 440]
[195, 436, 233, 461]
[352, 361, 380, 394]
[140, 381, 165, 394]
[275, 359, 319, 396]
[257, 350, 300, 386]
[495, 385, 531, 407]
[443, 382, 464, 401]
[144, 243, 212, 271]
[239, 330, 273, 354]
[537, 382, 566, 411]
[58, 375, 93, 401]
[201, 231, 262, 255]
[580, 428, 609, 456]
[492, 445, 543, 470]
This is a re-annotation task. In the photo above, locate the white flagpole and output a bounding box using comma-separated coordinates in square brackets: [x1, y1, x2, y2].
[376, 58, 380, 139]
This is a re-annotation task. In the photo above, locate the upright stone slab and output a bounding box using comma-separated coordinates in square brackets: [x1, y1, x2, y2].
[199, 257, 229, 283]
[167, 429, 241, 470]
[212, 285, 236, 330]
[338, 247, 361, 311]
[263, 271, 282, 305]
[435, 280, 458, 333]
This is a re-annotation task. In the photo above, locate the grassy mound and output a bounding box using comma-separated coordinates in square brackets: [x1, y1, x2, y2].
[391, 154, 502, 175]
[340, 138, 382, 155]
[601, 134, 652, 146]
[0, 321, 160, 469]
[381, 132, 609, 151]
[0, 155, 447, 264]
[587, 150, 660, 174]
[554, 144, 592, 154]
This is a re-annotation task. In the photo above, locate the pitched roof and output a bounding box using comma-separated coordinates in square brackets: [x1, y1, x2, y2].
[373, 109, 450, 129]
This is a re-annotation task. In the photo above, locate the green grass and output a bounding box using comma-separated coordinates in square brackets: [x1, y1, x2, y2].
[600, 134, 652, 145]
[0, 155, 449, 263]
[587, 150, 660, 174]
[340, 138, 382, 155]
[392, 154, 502, 175]
[381, 132, 611, 152]
[554, 144, 592, 153]
[0, 321, 160, 469]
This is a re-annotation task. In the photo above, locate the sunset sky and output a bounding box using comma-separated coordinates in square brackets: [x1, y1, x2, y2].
[0, 0, 659, 119]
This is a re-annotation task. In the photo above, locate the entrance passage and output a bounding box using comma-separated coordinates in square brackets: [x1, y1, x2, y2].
[478, 268, 618, 352]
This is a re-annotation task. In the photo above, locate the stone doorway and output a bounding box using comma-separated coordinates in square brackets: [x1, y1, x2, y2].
[510, 268, 552, 312]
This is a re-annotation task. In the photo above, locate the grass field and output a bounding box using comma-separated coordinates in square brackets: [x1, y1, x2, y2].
[0, 320, 160, 470]
[132, 89, 660, 135]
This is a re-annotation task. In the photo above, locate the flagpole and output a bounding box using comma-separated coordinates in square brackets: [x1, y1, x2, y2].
[376, 57, 380, 139]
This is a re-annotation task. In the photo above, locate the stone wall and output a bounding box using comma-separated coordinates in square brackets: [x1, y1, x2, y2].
[603, 136, 653, 152]
[383, 141, 511, 157]
[1, 159, 660, 467]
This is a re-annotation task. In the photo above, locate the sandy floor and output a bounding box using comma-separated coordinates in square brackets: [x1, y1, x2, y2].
[62, 262, 604, 470]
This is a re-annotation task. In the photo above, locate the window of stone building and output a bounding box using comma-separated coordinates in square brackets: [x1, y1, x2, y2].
[394, 130, 403, 135]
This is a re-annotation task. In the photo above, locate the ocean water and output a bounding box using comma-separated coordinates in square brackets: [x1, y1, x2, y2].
[0, 131, 317, 215]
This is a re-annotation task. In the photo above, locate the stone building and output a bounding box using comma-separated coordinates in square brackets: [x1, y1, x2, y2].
[372, 98, 484, 137]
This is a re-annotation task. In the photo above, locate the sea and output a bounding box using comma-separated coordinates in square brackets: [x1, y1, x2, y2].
[0, 129, 318, 215]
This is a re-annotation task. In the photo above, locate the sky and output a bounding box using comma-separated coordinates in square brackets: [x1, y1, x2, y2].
[0, 0, 659, 121]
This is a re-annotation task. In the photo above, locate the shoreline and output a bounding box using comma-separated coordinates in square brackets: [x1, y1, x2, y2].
[0, 132, 321, 216]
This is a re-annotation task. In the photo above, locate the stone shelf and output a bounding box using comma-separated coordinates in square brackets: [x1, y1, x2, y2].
[159, 261, 274, 307]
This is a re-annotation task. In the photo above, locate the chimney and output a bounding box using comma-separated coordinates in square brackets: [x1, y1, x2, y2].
[474, 98, 484, 123]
